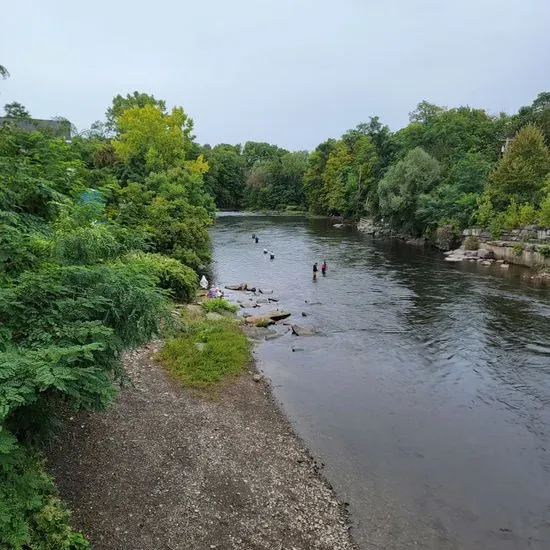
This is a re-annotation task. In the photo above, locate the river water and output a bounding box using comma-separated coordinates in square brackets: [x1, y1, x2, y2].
[211, 213, 550, 550]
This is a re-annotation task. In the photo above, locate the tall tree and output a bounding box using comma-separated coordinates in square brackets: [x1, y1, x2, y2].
[112, 104, 194, 175]
[303, 139, 336, 214]
[242, 141, 287, 169]
[322, 141, 353, 216]
[486, 124, 550, 209]
[377, 147, 441, 235]
[106, 91, 167, 134]
[203, 144, 245, 209]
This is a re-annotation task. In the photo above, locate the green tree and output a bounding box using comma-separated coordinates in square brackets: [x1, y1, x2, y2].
[486, 124, 550, 209]
[112, 104, 194, 174]
[4, 101, 31, 119]
[512, 91, 550, 146]
[377, 147, 441, 234]
[303, 139, 336, 214]
[396, 105, 505, 164]
[242, 141, 287, 169]
[322, 141, 353, 216]
[203, 144, 245, 209]
[408, 100, 445, 124]
[106, 91, 166, 134]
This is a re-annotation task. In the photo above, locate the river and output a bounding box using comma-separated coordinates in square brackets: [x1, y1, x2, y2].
[211, 213, 550, 550]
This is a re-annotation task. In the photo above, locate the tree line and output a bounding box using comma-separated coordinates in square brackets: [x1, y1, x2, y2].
[204, 93, 550, 238]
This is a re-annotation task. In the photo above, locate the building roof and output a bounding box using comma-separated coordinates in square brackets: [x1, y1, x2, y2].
[0, 117, 71, 139]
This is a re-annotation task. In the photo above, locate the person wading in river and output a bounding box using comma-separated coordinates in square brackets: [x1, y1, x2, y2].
[313, 262, 318, 281]
[321, 260, 327, 276]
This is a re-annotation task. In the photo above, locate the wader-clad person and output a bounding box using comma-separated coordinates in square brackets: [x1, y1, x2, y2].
[313, 262, 318, 280]
[321, 260, 327, 276]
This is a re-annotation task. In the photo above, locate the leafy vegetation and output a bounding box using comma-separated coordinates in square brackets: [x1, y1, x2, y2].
[0, 82, 214, 546]
[202, 298, 238, 314]
[159, 318, 250, 388]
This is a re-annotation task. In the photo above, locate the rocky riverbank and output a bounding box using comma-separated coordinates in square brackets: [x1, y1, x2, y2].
[46, 302, 355, 550]
[357, 218, 550, 276]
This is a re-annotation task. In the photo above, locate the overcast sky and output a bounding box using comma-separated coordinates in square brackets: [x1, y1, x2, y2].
[1, 0, 549, 150]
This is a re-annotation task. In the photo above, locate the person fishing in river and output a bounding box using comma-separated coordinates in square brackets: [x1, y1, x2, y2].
[313, 262, 318, 281]
[321, 260, 327, 276]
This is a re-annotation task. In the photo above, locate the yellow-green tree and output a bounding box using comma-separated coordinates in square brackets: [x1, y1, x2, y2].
[113, 105, 194, 174]
[322, 140, 353, 215]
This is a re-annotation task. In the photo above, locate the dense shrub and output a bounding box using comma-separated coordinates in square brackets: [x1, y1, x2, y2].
[0, 446, 89, 549]
[125, 253, 197, 302]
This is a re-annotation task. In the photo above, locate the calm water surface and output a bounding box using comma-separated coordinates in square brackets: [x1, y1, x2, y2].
[211, 214, 550, 550]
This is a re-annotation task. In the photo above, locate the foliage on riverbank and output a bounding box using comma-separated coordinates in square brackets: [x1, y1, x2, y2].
[203, 92, 550, 240]
[202, 297, 239, 314]
[159, 315, 250, 388]
[0, 77, 214, 546]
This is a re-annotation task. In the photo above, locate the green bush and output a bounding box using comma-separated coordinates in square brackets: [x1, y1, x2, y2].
[125, 252, 197, 302]
[159, 318, 250, 387]
[499, 199, 538, 230]
[52, 224, 123, 265]
[538, 244, 550, 258]
[202, 298, 238, 314]
[0, 446, 89, 549]
[463, 235, 480, 250]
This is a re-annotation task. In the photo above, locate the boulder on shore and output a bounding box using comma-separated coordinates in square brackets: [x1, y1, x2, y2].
[477, 248, 495, 260]
[225, 283, 248, 291]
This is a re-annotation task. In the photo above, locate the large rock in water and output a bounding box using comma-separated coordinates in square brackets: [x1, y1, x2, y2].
[245, 310, 291, 326]
[225, 283, 248, 291]
[263, 310, 291, 321]
[291, 325, 315, 336]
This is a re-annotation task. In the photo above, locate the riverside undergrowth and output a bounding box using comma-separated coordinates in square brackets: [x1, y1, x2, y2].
[0, 93, 214, 548]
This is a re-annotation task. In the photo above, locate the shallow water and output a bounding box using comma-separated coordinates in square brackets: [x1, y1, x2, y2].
[211, 213, 550, 550]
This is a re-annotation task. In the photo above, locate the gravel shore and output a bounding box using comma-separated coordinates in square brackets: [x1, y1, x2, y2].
[46, 340, 356, 549]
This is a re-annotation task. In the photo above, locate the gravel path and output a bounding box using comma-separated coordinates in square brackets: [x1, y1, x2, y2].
[46, 341, 356, 550]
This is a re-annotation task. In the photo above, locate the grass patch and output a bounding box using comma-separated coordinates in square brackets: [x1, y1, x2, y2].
[202, 298, 238, 314]
[158, 318, 250, 388]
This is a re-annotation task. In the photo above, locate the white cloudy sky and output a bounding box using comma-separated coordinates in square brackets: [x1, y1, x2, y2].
[1, 0, 549, 149]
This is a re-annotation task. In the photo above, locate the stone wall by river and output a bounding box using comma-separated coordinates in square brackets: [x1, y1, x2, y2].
[357, 218, 550, 269]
